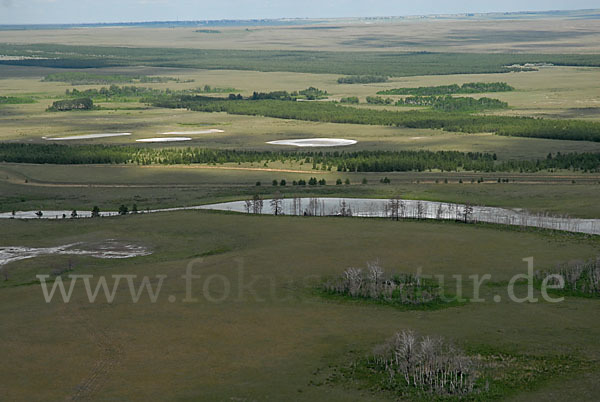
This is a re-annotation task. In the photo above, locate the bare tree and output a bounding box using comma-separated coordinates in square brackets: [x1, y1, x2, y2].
[292, 197, 302, 216]
[399, 200, 406, 219]
[436, 203, 444, 220]
[416, 201, 425, 220]
[252, 194, 263, 214]
[388, 196, 402, 221]
[462, 202, 474, 223]
[375, 330, 477, 395]
[343, 267, 363, 297]
[339, 199, 353, 217]
[244, 199, 252, 213]
[270, 191, 283, 215]
[306, 197, 320, 216]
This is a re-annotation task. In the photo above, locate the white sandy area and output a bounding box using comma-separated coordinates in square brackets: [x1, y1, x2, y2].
[43, 133, 132, 140]
[266, 138, 357, 147]
[136, 137, 192, 143]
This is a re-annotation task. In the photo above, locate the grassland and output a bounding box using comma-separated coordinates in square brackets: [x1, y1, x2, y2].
[2, 12, 600, 401]
[2, 163, 600, 218]
[2, 211, 600, 400]
[1, 14, 600, 53]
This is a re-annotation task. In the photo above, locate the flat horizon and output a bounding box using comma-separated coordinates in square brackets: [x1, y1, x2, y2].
[1, 0, 599, 26]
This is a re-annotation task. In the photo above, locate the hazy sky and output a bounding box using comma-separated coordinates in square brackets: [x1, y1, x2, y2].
[0, 0, 598, 25]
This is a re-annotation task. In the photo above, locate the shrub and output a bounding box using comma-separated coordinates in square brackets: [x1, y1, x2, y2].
[323, 262, 442, 305]
[371, 330, 479, 395]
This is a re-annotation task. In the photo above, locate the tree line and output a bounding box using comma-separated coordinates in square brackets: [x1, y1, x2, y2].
[64, 85, 236, 101]
[378, 82, 514, 95]
[2, 144, 600, 173]
[248, 87, 328, 101]
[42, 72, 185, 85]
[396, 95, 508, 112]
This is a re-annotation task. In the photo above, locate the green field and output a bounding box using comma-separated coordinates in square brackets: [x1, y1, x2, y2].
[2, 10, 600, 401]
[3, 212, 600, 400]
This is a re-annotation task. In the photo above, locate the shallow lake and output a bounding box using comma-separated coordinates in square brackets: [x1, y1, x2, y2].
[2, 198, 599, 236]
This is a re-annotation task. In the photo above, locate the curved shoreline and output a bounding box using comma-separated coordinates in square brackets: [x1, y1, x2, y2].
[2, 197, 599, 236]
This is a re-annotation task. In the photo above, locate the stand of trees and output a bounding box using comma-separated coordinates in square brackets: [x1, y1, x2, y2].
[65, 85, 237, 101]
[339, 96, 359, 104]
[149, 96, 600, 142]
[366, 96, 393, 105]
[2, 144, 600, 173]
[396, 95, 508, 112]
[249, 88, 328, 101]
[47, 97, 95, 111]
[378, 82, 514, 95]
[323, 262, 442, 305]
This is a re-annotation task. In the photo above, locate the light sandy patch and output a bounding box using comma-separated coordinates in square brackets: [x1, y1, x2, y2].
[43, 133, 132, 140]
[0, 240, 151, 267]
[136, 137, 192, 143]
[267, 138, 357, 147]
[161, 129, 225, 135]
[410, 136, 425, 140]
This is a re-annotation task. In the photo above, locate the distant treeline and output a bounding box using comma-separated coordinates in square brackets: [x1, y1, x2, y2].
[150, 96, 600, 142]
[65, 84, 237, 100]
[249, 87, 328, 101]
[0, 96, 35, 104]
[47, 97, 95, 111]
[42, 72, 188, 85]
[396, 96, 508, 112]
[3, 43, 600, 77]
[378, 82, 515, 95]
[339, 96, 359, 104]
[2, 144, 600, 173]
[337, 75, 389, 84]
[366, 96, 394, 105]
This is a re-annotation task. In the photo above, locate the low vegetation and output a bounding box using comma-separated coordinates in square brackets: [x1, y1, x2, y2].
[536, 257, 600, 297]
[0, 95, 35, 104]
[329, 331, 590, 401]
[378, 82, 514, 95]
